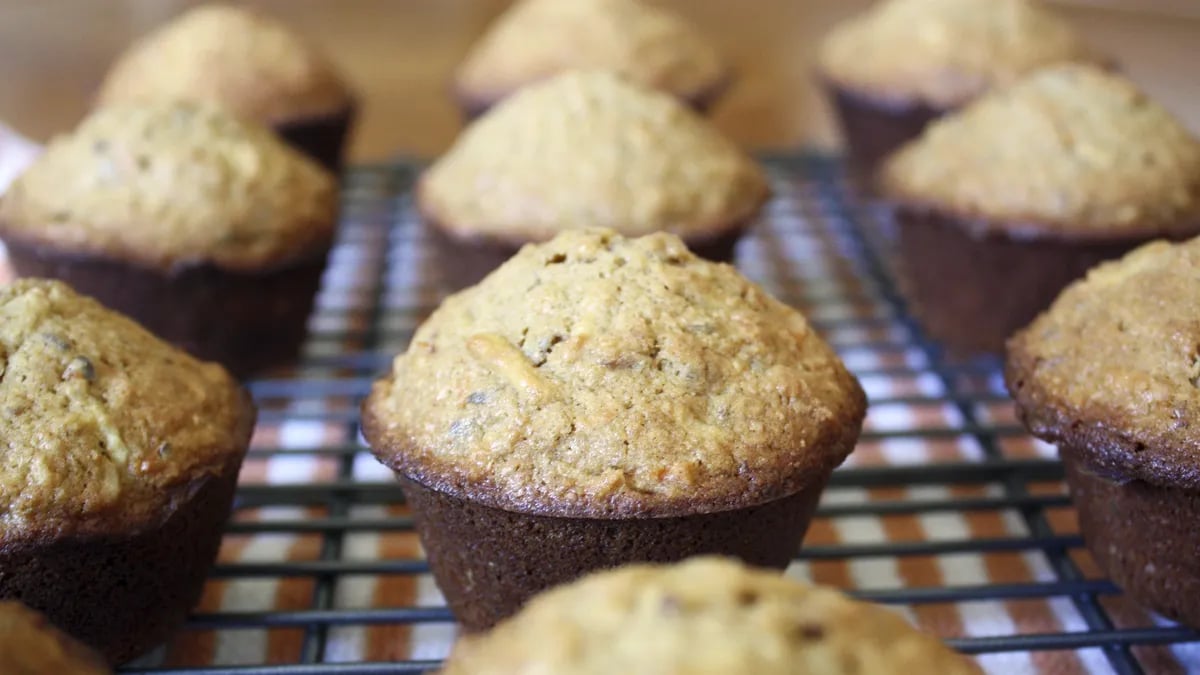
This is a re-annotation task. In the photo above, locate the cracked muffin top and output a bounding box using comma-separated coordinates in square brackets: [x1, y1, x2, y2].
[363, 229, 865, 518]
[96, 4, 352, 123]
[0, 280, 255, 540]
[439, 557, 981, 675]
[0, 602, 110, 675]
[420, 71, 769, 244]
[454, 0, 725, 107]
[1007, 236, 1200, 489]
[0, 102, 337, 271]
[819, 0, 1094, 108]
[882, 64, 1200, 238]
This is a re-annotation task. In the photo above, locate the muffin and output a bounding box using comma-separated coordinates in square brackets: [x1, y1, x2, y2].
[96, 4, 356, 172]
[0, 602, 110, 675]
[818, 0, 1095, 179]
[0, 279, 255, 663]
[420, 71, 770, 290]
[440, 557, 981, 674]
[363, 229, 867, 631]
[1007, 237, 1200, 629]
[453, 0, 728, 118]
[0, 102, 339, 376]
[881, 64, 1200, 354]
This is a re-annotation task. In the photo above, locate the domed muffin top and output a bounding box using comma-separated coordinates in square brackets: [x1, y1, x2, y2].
[819, 0, 1093, 108]
[0, 280, 255, 540]
[455, 0, 725, 106]
[420, 71, 769, 244]
[883, 64, 1200, 237]
[0, 602, 110, 675]
[1007, 236, 1200, 489]
[0, 102, 337, 271]
[440, 557, 981, 675]
[96, 4, 351, 122]
[363, 229, 865, 518]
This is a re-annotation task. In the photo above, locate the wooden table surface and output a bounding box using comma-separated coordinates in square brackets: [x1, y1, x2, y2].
[1, 0, 1197, 161]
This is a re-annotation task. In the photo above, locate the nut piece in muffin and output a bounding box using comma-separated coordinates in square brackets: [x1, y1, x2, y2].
[880, 63, 1200, 354]
[0, 101, 339, 376]
[454, 0, 727, 117]
[440, 557, 981, 674]
[0, 602, 109, 675]
[818, 0, 1096, 175]
[1006, 236, 1200, 629]
[420, 70, 770, 289]
[96, 3, 356, 171]
[0, 279, 255, 663]
[363, 229, 866, 630]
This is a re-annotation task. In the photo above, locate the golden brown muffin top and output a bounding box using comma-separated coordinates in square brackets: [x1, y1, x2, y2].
[420, 71, 769, 244]
[440, 557, 981, 675]
[363, 230, 865, 518]
[0, 102, 338, 271]
[0, 602, 110, 675]
[454, 0, 725, 106]
[96, 4, 351, 123]
[819, 0, 1093, 108]
[1007, 237, 1200, 489]
[882, 64, 1200, 238]
[0, 280, 255, 541]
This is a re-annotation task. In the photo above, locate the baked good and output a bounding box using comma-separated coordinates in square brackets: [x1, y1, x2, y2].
[439, 557, 981, 674]
[96, 3, 356, 171]
[0, 602, 109, 675]
[363, 229, 866, 630]
[881, 63, 1200, 354]
[818, 0, 1095, 178]
[420, 71, 770, 289]
[0, 101, 339, 376]
[453, 0, 727, 117]
[0, 279, 255, 663]
[1006, 237, 1200, 629]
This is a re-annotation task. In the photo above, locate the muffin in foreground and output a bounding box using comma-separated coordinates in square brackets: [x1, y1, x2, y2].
[420, 71, 770, 289]
[363, 229, 866, 631]
[0, 602, 110, 675]
[1007, 237, 1200, 629]
[818, 0, 1095, 178]
[0, 101, 339, 376]
[96, 3, 356, 171]
[453, 0, 727, 117]
[440, 557, 980, 674]
[0, 279, 255, 663]
[882, 63, 1200, 354]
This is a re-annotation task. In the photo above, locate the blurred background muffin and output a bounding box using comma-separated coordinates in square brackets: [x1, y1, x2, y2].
[0, 602, 110, 675]
[96, 3, 357, 172]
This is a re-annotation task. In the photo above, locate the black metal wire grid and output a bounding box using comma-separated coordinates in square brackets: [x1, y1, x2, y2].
[119, 154, 1200, 675]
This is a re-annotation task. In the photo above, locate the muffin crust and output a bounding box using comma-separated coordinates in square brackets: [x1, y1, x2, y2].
[364, 229, 865, 518]
[0, 602, 109, 675]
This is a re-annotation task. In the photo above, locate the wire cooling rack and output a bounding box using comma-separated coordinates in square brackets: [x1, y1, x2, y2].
[119, 154, 1200, 675]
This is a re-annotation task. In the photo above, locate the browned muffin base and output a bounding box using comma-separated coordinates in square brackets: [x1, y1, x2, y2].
[7, 241, 328, 378]
[0, 459, 242, 665]
[273, 103, 356, 175]
[825, 82, 946, 191]
[893, 208, 1149, 355]
[426, 220, 748, 291]
[455, 77, 731, 121]
[1062, 447, 1200, 629]
[399, 473, 824, 632]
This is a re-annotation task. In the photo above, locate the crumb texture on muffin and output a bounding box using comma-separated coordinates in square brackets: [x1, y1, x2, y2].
[440, 557, 980, 675]
[1006, 236, 1200, 488]
[0, 602, 110, 675]
[883, 64, 1200, 236]
[421, 71, 768, 243]
[454, 0, 724, 104]
[0, 279, 254, 538]
[96, 4, 351, 122]
[0, 102, 337, 271]
[819, 0, 1093, 108]
[364, 229, 865, 518]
